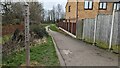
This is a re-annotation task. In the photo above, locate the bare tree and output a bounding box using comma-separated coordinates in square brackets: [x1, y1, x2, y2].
[56, 4, 65, 21]
[2, 2, 24, 24]
[51, 6, 56, 23]
[47, 10, 51, 22]
[29, 2, 44, 24]
[41, 8, 45, 22]
[56, 4, 62, 20]
[10, 3, 24, 23]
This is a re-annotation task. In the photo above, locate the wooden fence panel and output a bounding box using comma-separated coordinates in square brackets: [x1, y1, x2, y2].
[81, 11, 119, 51]
[73, 23, 76, 35]
[96, 15, 112, 48]
[83, 19, 95, 43]
[76, 20, 83, 39]
[118, 11, 120, 46]
[69, 22, 71, 33]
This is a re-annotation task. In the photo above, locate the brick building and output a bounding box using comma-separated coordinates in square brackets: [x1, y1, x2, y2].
[65, 0, 120, 22]
[58, 0, 119, 35]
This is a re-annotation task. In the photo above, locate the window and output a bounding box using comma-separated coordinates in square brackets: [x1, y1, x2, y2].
[114, 2, 120, 10]
[84, 0, 93, 10]
[99, 2, 107, 10]
[68, 6, 71, 12]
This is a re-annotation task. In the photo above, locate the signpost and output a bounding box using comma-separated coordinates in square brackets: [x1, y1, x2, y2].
[0, 6, 2, 67]
[24, 2, 30, 66]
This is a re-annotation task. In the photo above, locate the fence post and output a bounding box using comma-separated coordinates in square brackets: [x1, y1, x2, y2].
[82, 19, 85, 40]
[93, 15, 98, 45]
[109, 8, 115, 50]
[118, 11, 120, 68]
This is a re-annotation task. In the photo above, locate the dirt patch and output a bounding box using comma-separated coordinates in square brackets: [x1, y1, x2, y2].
[33, 37, 47, 45]
[21, 61, 44, 66]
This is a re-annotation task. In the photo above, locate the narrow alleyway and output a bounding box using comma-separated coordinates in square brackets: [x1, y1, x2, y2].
[47, 26, 118, 66]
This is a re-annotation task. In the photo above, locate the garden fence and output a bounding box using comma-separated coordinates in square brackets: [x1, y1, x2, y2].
[76, 11, 119, 52]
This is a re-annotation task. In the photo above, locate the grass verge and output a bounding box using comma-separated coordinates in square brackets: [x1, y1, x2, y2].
[49, 24, 59, 32]
[2, 36, 60, 67]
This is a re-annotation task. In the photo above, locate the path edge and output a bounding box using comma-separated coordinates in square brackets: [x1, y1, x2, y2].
[46, 26, 66, 66]
[51, 34, 66, 66]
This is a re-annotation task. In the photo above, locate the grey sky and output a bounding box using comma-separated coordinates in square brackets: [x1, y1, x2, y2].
[0, 0, 67, 11]
[40, 0, 67, 11]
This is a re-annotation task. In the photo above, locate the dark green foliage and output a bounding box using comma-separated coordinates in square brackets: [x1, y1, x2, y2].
[30, 24, 49, 39]
[12, 29, 20, 41]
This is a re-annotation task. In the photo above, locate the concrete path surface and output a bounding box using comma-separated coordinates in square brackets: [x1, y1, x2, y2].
[46, 26, 118, 66]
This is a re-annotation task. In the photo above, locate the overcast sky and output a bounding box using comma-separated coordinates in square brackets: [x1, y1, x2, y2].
[40, 0, 67, 11]
[0, 0, 67, 11]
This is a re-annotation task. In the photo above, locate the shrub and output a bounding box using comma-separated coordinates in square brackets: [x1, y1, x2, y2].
[30, 24, 49, 39]
[12, 19, 21, 25]
[12, 29, 20, 41]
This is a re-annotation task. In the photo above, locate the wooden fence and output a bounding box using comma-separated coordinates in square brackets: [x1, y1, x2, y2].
[58, 21, 76, 35]
[58, 11, 119, 53]
[2, 24, 24, 35]
[76, 11, 119, 52]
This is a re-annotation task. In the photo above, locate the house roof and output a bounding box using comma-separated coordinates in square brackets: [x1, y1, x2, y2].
[65, 2, 68, 8]
[65, 0, 78, 8]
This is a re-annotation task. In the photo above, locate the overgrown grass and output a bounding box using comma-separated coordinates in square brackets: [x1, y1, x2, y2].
[96, 40, 109, 49]
[112, 45, 119, 53]
[30, 24, 48, 29]
[2, 36, 60, 67]
[84, 37, 94, 44]
[2, 35, 11, 44]
[49, 24, 59, 32]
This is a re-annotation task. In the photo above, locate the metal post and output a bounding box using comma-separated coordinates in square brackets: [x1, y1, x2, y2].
[109, 5, 116, 50]
[118, 4, 120, 68]
[24, 2, 30, 66]
[93, 15, 98, 45]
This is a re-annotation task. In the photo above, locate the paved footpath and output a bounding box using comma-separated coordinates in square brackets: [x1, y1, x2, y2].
[46, 26, 118, 66]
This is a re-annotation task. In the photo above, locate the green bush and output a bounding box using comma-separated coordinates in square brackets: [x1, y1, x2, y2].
[31, 24, 49, 39]
[12, 19, 21, 25]
[2, 35, 11, 44]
